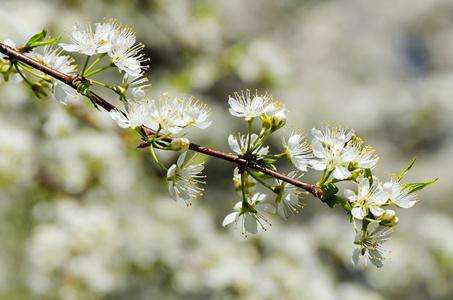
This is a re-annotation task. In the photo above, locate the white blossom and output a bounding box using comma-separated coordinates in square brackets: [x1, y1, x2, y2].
[109, 100, 150, 129]
[167, 151, 205, 205]
[382, 178, 418, 208]
[228, 90, 273, 121]
[222, 193, 275, 236]
[60, 21, 113, 56]
[310, 139, 352, 180]
[273, 171, 305, 219]
[107, 21, 148, 76]
[30, 44, 78, 104]
[311, 122, 355, 149]
[352, 220, 393, 268]
[228, 133, 268, 156]
[281, 131, 311, 172]
[344, 177, 387, 220]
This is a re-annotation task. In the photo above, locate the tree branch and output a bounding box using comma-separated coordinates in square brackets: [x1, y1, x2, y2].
[0, 43, 324, 200]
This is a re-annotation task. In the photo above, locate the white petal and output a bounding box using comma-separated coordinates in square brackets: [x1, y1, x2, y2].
[228, 135, 241, 154]
[351, 206, 365, 220]
[344, 189, 357, 201]
[352, 247, 361, 265]
[222, 212, 239, 227]
[59, 43, 81, 53]
[258, 203, 276, 213]
[109, 109, 130, 128]
[332, 166, 351, 180]
[176, 151, 188, 167]
[244, 214, 258, 234]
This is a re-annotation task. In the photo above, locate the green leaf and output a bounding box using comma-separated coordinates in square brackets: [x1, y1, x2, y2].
[405, 177, 438, 194]
[256, 158, 276, 171]
[323, 195, 351, 212]
[23, 28, 61, 52]
[395, 157, 416, 182]
[321, 182, 339, 200]
[25, 28, 47, 47]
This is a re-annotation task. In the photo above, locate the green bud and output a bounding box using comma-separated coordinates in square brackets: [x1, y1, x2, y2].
[31, 82, 49, 98]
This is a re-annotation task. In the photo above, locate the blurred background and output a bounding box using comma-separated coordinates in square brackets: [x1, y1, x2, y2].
[0, 0, 451, 299]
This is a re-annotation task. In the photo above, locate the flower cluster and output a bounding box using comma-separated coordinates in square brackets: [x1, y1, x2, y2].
[220, 90, 433, 268]
[28, 44, 79, 104]
[60, 19, 148, 76]
[0, 21, 436, 269]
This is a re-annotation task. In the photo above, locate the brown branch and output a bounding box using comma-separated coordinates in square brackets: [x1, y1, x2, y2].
[0, 43, 324, 200]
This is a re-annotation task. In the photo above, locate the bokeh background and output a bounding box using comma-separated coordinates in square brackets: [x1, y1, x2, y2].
[0, 0, 451, 299]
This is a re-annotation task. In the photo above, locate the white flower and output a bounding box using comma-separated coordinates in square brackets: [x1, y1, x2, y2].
[60, 21, 112, 56]
[344, 177, 387, 220]
[281, 131, 311, 172]
[0, 39, 23, 84]
[109, 100, 150, 129]
[30, 44, 79, 104]
[343, 137, 379, 170]
[311, 122, 355, 149]
[273, 171, 305, 219]
[310, 139, 351, 180]
[352, 220, 393, 268]
[228, 90, 273, 121]
[167, 151, 205, 205]
[310, 122, 357, 179]
[148, 95, 186, 133]
[172, 95, 212, 129]
[54, 82, 78, 105]
[107, 21, 148, 76]
[121, 73, 150, 101]
[228, 133, 268, 156]
[147, 94, 212, 133]
[382, 179, 417, 208]
[260, 102, 287, 131]
[222, 193, 276, 236]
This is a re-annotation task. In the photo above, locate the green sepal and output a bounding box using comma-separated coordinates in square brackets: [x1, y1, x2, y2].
[395, 157, 416, 182]
[256, 158, 276, 171]
[23, 28, 61, 52]
[320, 182, 339, 200]
[405, 177, 438, 194]
[323, 195, 351, 212]
[363, 168, 373, 186]
[31, 81, 50, 98]
[77, 81, 100, 111]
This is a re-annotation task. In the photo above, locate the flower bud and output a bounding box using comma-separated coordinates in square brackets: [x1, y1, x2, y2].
[271, 109, 287, 131]
[31, 82, 49, 98]
[170, 138, 190, 151]
[378, 209, 399, 226]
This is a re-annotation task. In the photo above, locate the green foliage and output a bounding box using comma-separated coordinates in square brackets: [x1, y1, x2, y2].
[23, 28, 61, 52]
[405, 178, 438, 194]
[395, 157, 416, 182]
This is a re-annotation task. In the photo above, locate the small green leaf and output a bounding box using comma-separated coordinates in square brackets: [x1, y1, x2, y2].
[321, 182, 339, 200]
[23, 29, 61, 52]
[405, 177, 438, 194]
[25, 28, 47, 47]
[256, 158, 276, 171]
[395, 157, 417, 182]
[324, 195, 351, 211]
